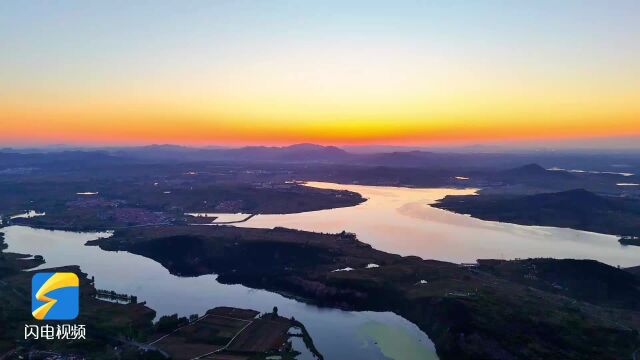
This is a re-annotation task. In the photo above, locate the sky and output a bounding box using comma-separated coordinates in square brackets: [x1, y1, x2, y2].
[1, 0, 639, 147]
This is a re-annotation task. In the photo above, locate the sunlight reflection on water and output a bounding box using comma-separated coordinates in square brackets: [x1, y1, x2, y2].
[236, 182, 639, 267]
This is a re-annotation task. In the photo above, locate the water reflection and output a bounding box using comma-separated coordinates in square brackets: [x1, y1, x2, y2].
[4, 181, 637, 358]
[358, 321, 439, 360]
[10, 210, 46, 219]
[235, 182, 640, 267]
[2, 226, 437, 360]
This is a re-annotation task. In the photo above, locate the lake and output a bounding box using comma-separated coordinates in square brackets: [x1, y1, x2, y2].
[235, 182, 640, 267]
[2, 225, 438, 360]
[4, 181, 640, 360]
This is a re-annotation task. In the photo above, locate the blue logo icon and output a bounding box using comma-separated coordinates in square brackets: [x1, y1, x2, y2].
[32, 272, 79, 320]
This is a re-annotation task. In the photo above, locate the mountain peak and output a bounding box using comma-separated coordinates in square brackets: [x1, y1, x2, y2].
[285, 143, 343, 152]
[529, 188, 614, 209]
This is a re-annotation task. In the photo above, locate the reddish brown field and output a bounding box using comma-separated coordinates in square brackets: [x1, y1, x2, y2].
[151, 307, 293, 360]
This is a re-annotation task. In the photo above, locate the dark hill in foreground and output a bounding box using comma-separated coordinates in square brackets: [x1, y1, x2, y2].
[88, 225, 640, 360]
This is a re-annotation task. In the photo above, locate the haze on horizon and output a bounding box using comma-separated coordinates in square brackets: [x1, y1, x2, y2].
[1, 1, 639, 148]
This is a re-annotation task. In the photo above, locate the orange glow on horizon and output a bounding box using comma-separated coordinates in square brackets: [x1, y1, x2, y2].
[2, 1, 639, 148]
[3, 65, 639, 147]
[2, 91, 639, 146]
[2, 109, 639, 147]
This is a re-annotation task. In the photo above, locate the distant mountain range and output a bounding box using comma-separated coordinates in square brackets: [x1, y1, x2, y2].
[1, 144, 639, 176]
[107, 143, 351, 163]
[104, 145, 578, 169]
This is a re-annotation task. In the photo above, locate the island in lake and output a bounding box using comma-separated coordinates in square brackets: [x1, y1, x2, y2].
[86, 225, 640, 360]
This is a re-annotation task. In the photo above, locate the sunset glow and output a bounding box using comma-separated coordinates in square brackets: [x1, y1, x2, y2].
[2, 1, 639, 146]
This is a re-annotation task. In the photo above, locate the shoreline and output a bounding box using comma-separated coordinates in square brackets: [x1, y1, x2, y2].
[86, 224, 640, 360]
[0, 229, 324, 359]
